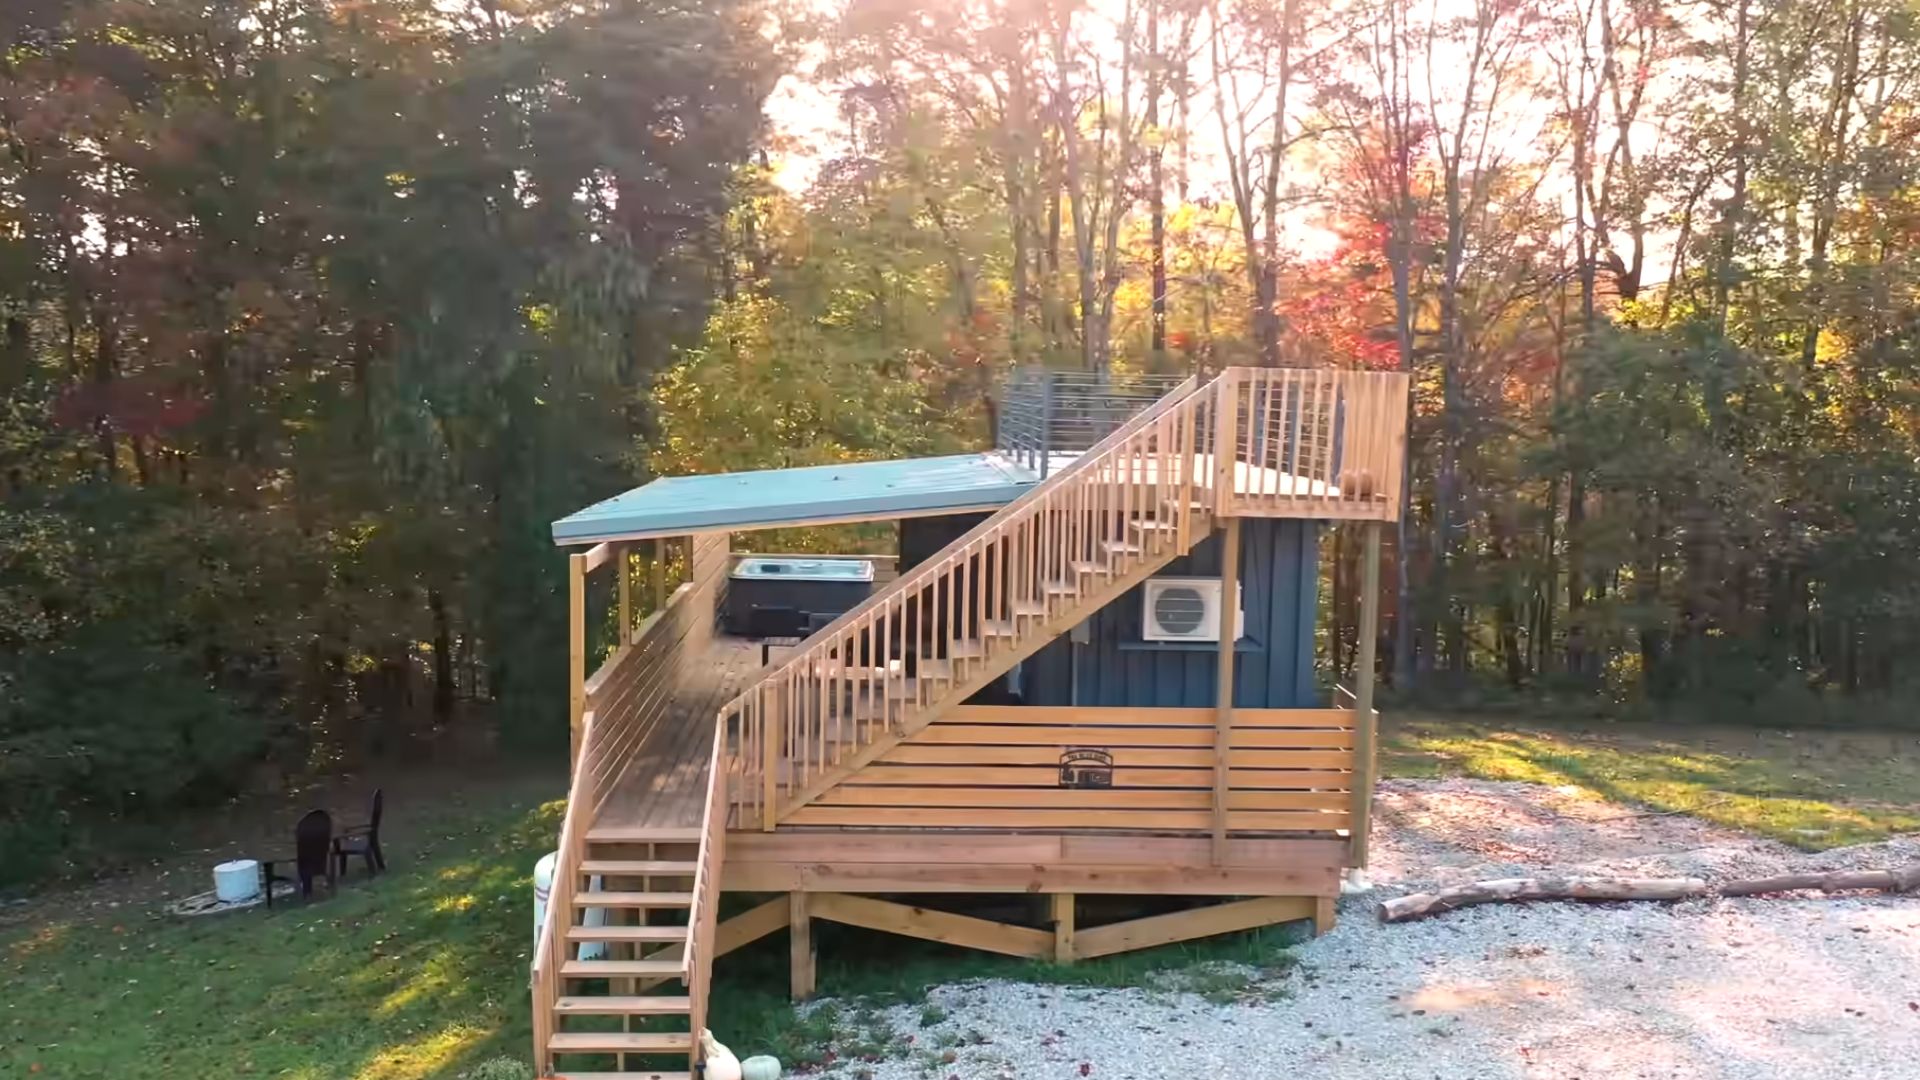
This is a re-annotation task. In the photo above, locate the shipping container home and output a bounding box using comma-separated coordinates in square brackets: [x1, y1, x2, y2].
[529, 367, 1409, 1079]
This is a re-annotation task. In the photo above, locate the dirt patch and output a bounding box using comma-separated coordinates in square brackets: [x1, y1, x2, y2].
[1370, 777, 1798, 886]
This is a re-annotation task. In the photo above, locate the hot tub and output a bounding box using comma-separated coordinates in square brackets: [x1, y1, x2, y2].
[725, 556, 875, 634]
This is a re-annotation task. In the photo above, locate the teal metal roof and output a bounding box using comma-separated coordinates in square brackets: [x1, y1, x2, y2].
[551, 453, 1039, 545]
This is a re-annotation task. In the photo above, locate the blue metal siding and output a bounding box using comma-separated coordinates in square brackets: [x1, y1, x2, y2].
[1017, 519, 1320, 708]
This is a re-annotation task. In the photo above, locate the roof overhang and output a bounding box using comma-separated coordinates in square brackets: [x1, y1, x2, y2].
[551, 453, 1039, 546]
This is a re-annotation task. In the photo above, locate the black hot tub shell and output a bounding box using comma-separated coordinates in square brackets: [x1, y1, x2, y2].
[724, 556, 875, 633]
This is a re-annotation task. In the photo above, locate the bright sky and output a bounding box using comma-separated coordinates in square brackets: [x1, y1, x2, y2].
[764, 0, 1684, 280]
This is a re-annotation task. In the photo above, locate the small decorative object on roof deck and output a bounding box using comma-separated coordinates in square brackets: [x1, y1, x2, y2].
[701, 1031, 743, 1080]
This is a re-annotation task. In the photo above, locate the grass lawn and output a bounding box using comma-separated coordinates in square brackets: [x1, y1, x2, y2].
[1383, 712, 1920, 849]
[12, 715, 1911, 1079]
[3, 796, 557, 1080]
[1, 789, 1300, 1080]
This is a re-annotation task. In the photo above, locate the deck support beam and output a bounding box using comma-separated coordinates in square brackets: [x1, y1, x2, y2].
[1351, 522, 1382, 867]
[789, 891, 815, 1001]
[1314, 896, 1336, 936]
[810, 893, 1052, 960]
[1212, 518, 1242, 864]
[632, 897, 788, 993]
[1051, 893, 1076, 964]
[568, 549, 588, 769]
[1073, 896, 1317, 959]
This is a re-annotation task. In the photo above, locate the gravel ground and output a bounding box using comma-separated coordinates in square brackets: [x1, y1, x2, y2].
[804, 779, 1920, 1080]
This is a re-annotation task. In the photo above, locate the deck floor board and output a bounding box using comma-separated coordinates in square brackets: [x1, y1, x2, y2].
[594, 635, 764, 833]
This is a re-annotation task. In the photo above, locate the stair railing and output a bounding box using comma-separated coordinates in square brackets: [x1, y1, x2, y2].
[682, 721, 728, 1076]
[529, 713, 601, 1074]
[719, 373, 1214, 828]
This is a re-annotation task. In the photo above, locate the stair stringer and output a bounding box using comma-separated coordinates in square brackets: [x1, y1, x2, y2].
[773, 521, 1209, 820]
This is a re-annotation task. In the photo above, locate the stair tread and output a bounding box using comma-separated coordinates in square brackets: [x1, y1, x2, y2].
[1043, 579, 1076, 595]
[570, 892, 694, 908]
[1009, 599, 1045, 616]
[578, 860, 698, 875]
[981, 619, 1017, 637]
[583, 826, 704, 843]
[560, 959, 685, 977]
[1069, 560, 1107, 575]
[949, 639, 987, 658]
[554, 995, 692, 1015]
[548, 1031, 693, 1052]
[1101, 539, 1143, 554]
[1131, 518, 1178, 531]
[566, 925, 689, 942]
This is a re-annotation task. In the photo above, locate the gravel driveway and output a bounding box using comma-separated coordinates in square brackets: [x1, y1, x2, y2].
[807, 779, 1920, 1080]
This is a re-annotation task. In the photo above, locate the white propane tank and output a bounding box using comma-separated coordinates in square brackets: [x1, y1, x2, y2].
[214, 859, 261, 904]
[533, 851, 557, 948]
[533, 851, 607, 961]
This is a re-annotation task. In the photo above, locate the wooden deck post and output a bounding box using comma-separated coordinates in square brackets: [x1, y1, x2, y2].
[789, 891, 815, 1001]
[615, 542, 631, 646]
[1212, 517, 1242, 865]
[651, 537, 667, 614]
[1213, 369, 1239, 513]
[568, 550, 587, 769]
[1051, 893, 1076, 964]
[1351, 522, 1382, 867]
[763, 684, 782, 831]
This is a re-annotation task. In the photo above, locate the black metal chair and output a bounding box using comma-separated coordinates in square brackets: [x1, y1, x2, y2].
[333, 788, 386, 879]
[260, 809, 336, 907]
[745, 604, 810, 664]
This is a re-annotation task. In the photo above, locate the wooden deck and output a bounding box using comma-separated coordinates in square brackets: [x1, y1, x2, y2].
[591, 635, 762, 837]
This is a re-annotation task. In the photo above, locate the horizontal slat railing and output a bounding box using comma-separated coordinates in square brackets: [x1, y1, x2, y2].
[794, 704, 1356, 833]
[533, 532, 727, 1074]
[721, 375, 1209, 828]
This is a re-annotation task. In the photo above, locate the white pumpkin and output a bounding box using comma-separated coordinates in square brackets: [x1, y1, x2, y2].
[740, 1055, 782, 1080]
[700, 1030, 743, 1080]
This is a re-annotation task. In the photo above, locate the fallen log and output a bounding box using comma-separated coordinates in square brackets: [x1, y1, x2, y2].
[1379, 862, 1920, 922]
[1718, 864, 1920, 898]
[1380, 876, 1708, 922]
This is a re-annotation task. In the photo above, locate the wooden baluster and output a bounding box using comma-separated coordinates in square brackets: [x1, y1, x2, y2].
[878, 602, 890, 735]
[785, 667, 798, 794]
[762, 693, 771, 812]
[1177, 400, 1195, 549]
[1268, 373, 1283, 496]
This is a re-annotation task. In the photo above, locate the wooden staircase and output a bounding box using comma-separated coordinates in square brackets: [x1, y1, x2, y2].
[534, 724, 728, 1078]
[719, 372, 1226, 829]
[533, 368, 1410, 1075]
[536, 833, 699, 1079]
